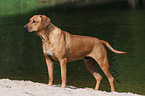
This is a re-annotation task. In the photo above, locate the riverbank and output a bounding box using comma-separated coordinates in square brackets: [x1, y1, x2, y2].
[0, 79, 142, 96]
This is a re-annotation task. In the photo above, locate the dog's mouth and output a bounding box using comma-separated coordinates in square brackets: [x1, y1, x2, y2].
[32, 31, 36, 33]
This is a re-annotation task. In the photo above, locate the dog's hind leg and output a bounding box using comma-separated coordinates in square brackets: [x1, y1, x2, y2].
[84, 57, 102, 90]
[95, 57, 115, 92]
[91, 46, 115, 92]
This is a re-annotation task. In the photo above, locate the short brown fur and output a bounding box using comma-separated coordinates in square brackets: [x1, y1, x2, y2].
[24, 15, 127, 92]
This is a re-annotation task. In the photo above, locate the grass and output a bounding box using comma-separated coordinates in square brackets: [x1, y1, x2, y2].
[0, 0, 37, 6]
[0, 0, 38, 16]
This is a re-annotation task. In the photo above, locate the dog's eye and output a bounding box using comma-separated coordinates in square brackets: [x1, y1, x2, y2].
[33, 20, 36, 23]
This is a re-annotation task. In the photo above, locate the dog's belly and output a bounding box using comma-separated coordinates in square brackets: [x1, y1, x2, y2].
[66, 49, 91, 62]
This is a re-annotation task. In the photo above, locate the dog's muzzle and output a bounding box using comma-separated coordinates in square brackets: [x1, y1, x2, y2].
[24, 25, 28, 32]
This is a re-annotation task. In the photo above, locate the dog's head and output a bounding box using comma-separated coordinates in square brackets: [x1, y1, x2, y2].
[24, 15, 51, 32]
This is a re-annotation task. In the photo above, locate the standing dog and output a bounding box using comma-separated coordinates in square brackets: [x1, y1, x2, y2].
[24, 15, 127, 92]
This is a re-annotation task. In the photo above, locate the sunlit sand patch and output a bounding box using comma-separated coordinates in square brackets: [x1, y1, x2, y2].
[0, 79, 142, 96]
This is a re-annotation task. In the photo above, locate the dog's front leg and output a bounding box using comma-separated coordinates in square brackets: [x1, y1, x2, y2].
[45, 57, 54, 86]
[59, 58, 67, 88]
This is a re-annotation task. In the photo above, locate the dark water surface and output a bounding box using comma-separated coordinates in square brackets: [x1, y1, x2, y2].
[0, 1, 145, 95]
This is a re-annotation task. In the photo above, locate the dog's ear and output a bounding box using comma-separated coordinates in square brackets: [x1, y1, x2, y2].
[40, 15, 51, 29]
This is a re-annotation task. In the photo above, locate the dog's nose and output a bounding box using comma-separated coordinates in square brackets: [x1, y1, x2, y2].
[24, 25, 28, 32]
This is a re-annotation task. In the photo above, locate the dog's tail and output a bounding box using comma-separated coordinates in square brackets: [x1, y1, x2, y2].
[101, 40, 128, 54]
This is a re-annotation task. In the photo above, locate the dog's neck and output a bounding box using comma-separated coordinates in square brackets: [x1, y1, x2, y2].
[36, 22, 61, 44]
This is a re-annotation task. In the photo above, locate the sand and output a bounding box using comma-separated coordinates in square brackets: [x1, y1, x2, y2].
[0, 79, 143, 96]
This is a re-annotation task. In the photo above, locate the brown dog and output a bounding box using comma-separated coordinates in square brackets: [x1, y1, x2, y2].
[24, 15, 127, 92]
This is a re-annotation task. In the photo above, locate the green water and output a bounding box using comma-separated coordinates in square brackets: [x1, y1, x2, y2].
[0, 0, 145, 95]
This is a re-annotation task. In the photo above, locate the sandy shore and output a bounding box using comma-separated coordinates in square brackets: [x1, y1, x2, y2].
[0, 79, 142, 96]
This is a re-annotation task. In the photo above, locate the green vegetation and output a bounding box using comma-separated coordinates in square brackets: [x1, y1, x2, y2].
[0, 0, 37, 16]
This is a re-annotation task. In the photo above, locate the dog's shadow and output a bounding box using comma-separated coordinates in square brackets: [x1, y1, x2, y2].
[53, 84, 77, 89]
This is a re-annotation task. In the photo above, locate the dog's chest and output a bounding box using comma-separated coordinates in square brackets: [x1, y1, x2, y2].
[43, 41, 55, 57]
[44, 50, 54, 57]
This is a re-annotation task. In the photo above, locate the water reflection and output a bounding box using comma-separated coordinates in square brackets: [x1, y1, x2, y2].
[38, 0, 145, 9]
[0, 0, 37, 16]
